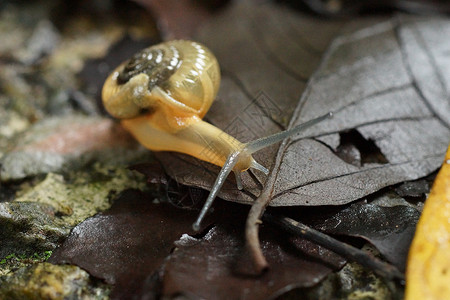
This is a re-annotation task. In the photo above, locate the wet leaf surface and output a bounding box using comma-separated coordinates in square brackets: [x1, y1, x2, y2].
[49, 189, 202, 299]
[163, 222, 345, 300]
[310, 201, 420, 272]
[395, 179, 430, 198]
[130, 161, 168, 185]
[49, 189, 347, 299]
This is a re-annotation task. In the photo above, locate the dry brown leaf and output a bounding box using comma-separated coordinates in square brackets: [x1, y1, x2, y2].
[160, 4, 450, 208]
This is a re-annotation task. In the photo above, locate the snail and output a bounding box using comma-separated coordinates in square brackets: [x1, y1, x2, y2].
[102, 40, 332, 231]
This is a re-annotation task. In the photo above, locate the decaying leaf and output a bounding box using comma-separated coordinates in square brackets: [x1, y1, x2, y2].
[49, 189, 347, 299]
[49, 189, 202, 299]
[156, 1, 346, 200]
[158, 4, 450, 209]
[311, 201, 420, 272]
[405, 145, 450, 300]
[133, 0, 450, 273]
[163, 224, 344, 299]
[162, 205, 345, 300]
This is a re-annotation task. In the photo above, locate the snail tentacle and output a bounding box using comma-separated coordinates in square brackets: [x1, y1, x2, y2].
[250, 160, 269, 175]
[101, 39, 332, 232]
[192, 112, 333, 230]
[234, 171, 244, 191]
[245, 112, 333, 154]
[192, 150, 240, 232]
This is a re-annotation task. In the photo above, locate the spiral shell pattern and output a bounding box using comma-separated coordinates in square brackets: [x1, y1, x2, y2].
[104, 40, 220, 119]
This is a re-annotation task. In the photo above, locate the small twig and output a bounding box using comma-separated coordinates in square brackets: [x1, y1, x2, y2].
[263, 213, 405, 281]
[245, 153, 282, 273]
[245, 195, 270, 273]
[245, 113, 333, 273]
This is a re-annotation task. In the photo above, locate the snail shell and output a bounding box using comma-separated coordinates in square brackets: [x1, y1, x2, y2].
[102, 40, 255, 171]
[102, 40, 220, 120]
[102, 39, 332, 231]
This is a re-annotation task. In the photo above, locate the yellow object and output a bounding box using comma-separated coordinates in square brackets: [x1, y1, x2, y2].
[405, 145, 450, 299]
[101, 40, 254, 171]
[102, 39, 331, 230]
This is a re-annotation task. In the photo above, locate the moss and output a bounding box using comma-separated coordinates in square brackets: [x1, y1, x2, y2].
[0, 251, 52, 265]
[1, 162, 149, 275]
[15, 163, 147, 226]
[0, 262, 110, 300]
[0, 251, 53, 277]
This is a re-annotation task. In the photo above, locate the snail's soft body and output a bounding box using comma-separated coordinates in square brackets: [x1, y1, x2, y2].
[102, 40, 258, 173]
[102, 40, 331, 230]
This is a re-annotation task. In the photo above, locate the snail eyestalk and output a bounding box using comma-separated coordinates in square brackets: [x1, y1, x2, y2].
[192, 111, 333, 231]
[100, 40, 333, 233]
[192, 151, 240, 232]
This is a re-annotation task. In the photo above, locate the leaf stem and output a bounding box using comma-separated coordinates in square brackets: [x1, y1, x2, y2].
[263, 213, 405, 281]
[245, 112, 333, 273]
